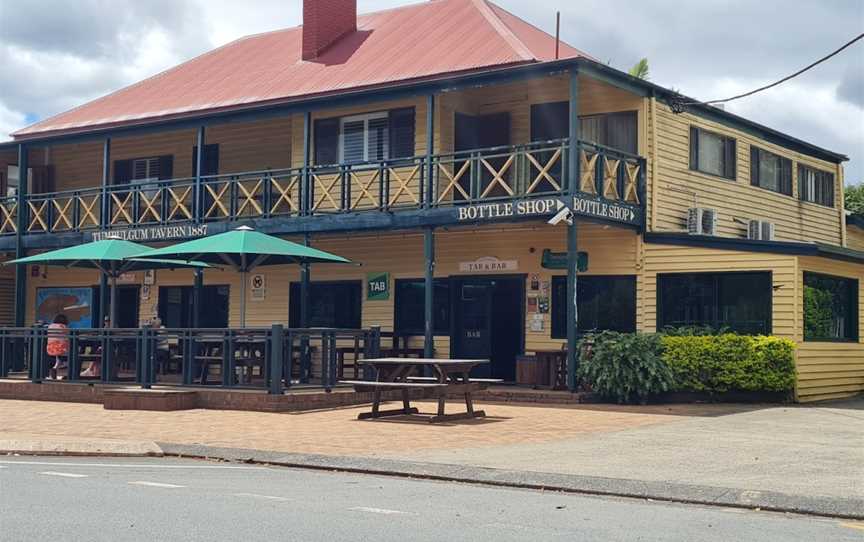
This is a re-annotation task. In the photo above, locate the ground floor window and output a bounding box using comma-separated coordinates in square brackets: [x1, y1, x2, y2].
[394, 278, 451, 335]
[803, 272, 858, 342]
[289, 281, 362, 329]
[158, 285, 229, 328]
[551, 275, 637, 338]
[657, 272, 772, 334]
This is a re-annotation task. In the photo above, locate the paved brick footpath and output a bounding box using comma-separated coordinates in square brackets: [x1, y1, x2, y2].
[0, 399, 738, 457]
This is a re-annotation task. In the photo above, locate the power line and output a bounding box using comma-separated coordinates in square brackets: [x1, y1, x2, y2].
[674, 31, 864, 110]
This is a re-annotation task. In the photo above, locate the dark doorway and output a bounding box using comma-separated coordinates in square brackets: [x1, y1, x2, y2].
[451, 276, 523, 381]
[158, 285, 230, 328]
[93, 285, 140, 328]
[454, 112, 511, 199]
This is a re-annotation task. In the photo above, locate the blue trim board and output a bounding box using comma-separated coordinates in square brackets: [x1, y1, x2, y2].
[644, 232, 864, 265]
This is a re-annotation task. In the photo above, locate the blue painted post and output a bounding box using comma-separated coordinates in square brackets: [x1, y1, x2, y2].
[192, 268, 203, 328]
[101, 138, 110, 229]
[269, 324, 284, 395]
[195, 126, 205, 222]
[566, 67, 581, 392]
[300, 233, 311, 383]
[302, 111, 312, 216]
[425, 94, 435, 207]
[423, 227, 435, 359]
[14, 144, 28, 329]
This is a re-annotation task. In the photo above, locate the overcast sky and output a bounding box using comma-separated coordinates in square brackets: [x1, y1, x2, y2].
[0, 0, 862, 181]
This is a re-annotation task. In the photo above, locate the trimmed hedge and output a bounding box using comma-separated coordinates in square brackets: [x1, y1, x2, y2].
[661, 334, 796, 394]
[577, 332, 796, 404]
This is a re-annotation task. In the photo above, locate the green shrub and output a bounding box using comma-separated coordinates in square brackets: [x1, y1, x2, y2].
[659, 325, 730, 336]
[577, 331, 674, 404]
[661, 334, 796, 394]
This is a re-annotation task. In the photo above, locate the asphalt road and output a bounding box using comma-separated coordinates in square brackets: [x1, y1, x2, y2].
[0, 457, 860, 542]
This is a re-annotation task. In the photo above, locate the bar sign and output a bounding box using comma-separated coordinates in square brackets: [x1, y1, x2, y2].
[367, 272, 390, 301]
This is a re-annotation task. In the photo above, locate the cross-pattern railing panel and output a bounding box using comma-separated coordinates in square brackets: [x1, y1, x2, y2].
[5, 141, 645, 238]
[578, 142, 644, 205]
[432, 140, 569, 206]
[25, 187, 103, 234]
[308, 157, 424, 215]
[0, 196, 18, 234]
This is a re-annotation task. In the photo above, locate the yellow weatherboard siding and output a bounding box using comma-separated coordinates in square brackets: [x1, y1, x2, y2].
[795, 256, 864, 402]
[651, 102, 843, 245]
[846, 224, 864, 252]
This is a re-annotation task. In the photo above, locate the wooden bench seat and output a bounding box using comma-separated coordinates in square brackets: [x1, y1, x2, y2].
[405, 376, 504, 384]
[339, 380, 446, 389]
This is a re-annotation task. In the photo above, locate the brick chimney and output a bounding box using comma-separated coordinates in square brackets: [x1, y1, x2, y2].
[302, 0, 357, 61]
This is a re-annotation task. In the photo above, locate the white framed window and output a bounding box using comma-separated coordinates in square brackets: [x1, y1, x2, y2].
[132, 157, 162, 182]
[339, 112, 389, 163]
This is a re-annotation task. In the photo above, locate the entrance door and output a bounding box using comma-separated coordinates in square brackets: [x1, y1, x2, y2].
[93, 285, 140, 328]
[451, 276, 523, 381]
[454, 113, 511, 199]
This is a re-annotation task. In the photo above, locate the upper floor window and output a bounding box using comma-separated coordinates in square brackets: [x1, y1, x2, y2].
[689, 126, 736, 180]
[314, 108, 415, 166]
[113, 155, 173, 185]
[804, 272, 858, 342]
[529, 102, 638, 155]
[132, 157, 162, 182]
[750, 146, 792, 196]
[798, 165, 835, 207]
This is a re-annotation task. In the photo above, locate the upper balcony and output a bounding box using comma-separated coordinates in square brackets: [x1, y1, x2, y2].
[0, 74, 648, 244]
[0, 140, 644, 239]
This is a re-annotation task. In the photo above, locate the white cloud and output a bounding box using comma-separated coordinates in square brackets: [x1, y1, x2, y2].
[0, 103, 26, 142]
[0, 0, 861, 183]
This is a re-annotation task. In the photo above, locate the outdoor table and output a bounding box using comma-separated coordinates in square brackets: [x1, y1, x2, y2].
[346, 358, 492, 423]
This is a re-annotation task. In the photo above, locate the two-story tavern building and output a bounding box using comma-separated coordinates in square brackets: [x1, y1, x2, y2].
[1, 0, 861, 401]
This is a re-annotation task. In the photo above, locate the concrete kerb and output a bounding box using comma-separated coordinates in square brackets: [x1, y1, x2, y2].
[154, 442, 864, 521]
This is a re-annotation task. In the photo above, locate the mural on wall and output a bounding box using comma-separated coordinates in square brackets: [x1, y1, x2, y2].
[35, 287, 93, 328]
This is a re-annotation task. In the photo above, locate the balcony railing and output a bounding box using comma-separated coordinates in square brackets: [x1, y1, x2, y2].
[8, 139, 646, 236]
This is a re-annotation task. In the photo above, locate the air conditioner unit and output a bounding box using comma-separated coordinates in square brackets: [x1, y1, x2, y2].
[688, 207, 718, 236]
[748, 219, 775, 241]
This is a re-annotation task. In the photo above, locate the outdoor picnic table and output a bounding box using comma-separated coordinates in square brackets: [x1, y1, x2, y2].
[342, 358, 495, 423]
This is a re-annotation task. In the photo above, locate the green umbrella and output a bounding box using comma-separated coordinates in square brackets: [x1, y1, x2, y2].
[5, 239, 210, 327]
[131, 226, 352, 327]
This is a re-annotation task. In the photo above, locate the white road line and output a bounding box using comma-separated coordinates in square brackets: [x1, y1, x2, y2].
[40, 471, 89, 478]
[348, 507, 413, 515]
[129, 481, 186, 489]
[233, 493, 292, 502]
[0, 460, 265, 470]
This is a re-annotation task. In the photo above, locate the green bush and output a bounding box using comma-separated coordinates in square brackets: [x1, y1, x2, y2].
[577, 331, 674, 404]
[661, 334, 796, 394]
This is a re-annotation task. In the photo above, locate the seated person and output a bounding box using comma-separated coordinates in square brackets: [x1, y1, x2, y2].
[46, 314, 70, 380]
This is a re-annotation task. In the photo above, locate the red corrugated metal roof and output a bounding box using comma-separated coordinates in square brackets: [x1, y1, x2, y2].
[13, 0, 588, 139]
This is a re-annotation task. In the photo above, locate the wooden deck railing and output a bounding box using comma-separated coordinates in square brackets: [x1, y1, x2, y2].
[0, 325, 382, 394]
[8, 139, 646, 235]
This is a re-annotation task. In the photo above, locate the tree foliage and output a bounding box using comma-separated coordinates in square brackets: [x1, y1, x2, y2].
[845, 184, 864, 217]
[628, 58, 650, 80]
